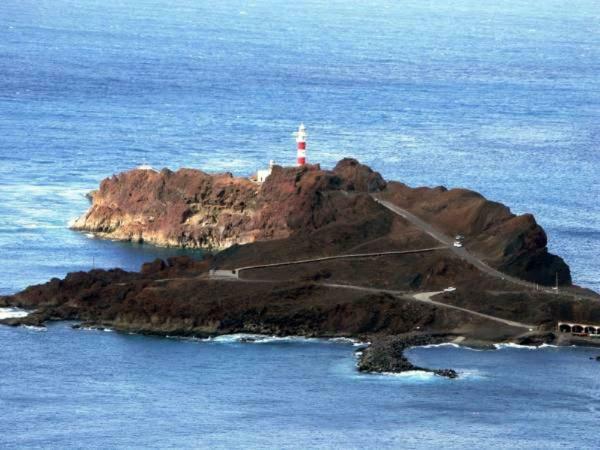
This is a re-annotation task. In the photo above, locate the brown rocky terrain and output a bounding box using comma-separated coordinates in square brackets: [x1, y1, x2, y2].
[378, 183, 572, 285]
[2, 158, 599, 377]
[71, 158, 569, 286]
[71, 159, 386, 251]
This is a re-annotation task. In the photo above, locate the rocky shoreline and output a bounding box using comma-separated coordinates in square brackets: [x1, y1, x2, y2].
[2, 159, 599, 376]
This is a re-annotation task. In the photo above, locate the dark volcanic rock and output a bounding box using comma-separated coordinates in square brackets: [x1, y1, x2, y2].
[380, 181, 571, 286]
[71, 160, 386, 251]
[71, 158, 573, 286]
[4, 158, 598, 373]
[332, 158, 387, 193]
[515, 332, 556, 346]
[357, 334, 458, 378]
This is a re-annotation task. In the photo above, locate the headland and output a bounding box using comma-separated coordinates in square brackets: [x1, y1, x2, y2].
[2, 158, 599, 377]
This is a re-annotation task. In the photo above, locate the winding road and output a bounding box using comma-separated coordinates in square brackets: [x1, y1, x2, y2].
[371, 197, 534, 288]
[321, 283, 534, 329]
[202, 195, 597, 329]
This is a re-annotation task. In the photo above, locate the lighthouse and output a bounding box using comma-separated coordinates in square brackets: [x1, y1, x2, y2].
[294, 123, 307, 166]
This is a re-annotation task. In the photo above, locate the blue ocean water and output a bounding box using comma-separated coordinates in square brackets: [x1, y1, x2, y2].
[1, 325, 599, 449]
[1, 0, 599, 447]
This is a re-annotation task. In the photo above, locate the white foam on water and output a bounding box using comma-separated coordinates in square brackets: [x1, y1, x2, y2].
[76, 326, 114, 333]
[22, 325, 46, 332]
[381, 370, 436, 380]
[493, 343, 539, 350]
[0, 307, 30, 320]
[209, 333, 363, 346]
[539, 343, 559, 349]
[410, 343, 488, 352]
[378, 368, 484, 382]
[418, 342, 461, 349]
[212, 333, 314, 344]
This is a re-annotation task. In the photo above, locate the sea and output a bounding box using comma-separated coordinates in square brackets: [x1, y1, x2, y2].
[0, 0, 599, 448]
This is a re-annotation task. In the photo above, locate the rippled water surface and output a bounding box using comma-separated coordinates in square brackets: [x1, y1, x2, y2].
[1, 325, 600, 449]
[0, 0, 599, 447]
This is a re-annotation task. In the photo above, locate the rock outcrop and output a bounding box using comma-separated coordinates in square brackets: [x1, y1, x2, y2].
[73, 158, 569, 286]
[357, 334, 458, 378]
[72, 159, 386, 250]
[3, 158, 595, 375]
[379, 182, 571, 286]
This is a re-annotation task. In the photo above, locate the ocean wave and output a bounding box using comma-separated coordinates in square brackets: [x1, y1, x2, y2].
[417, 342, 563, 351]
[410, 343, 487, 352]
[22, 325, 47, 332]
[380, 370, 436, 380]
[378, 368, 485, 381]
[418, 343, 461, 349]
[76, 326, 114, 333]
[493, 343, 539, 350]
[208, 333, 364, 346]
[0, 307, 31, 320]
[212, 333, 313, 344]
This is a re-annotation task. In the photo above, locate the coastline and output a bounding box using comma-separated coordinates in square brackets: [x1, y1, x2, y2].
[2, 159, 599, 380]
[6, 317, 599, 380]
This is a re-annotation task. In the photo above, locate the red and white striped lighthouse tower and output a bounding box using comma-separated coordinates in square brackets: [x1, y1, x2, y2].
[294, 123, 307, 166]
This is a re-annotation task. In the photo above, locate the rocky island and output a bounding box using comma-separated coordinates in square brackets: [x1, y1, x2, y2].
[2, 159, 599, 377]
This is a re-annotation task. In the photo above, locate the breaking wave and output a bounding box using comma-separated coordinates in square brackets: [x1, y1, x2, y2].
[0, 307, 30, 320]
[22, 325, 47, 332]
[380, 370, 437, 381]
[494, 343, 539, 350]
[200, 333, 366, 346]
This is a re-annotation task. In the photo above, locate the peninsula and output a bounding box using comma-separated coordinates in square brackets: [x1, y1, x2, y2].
[2, 159, 599, 377]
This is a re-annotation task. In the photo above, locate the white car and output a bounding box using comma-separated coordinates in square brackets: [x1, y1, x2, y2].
[453, 241, 463, 248]
[443, 287, 456, 292]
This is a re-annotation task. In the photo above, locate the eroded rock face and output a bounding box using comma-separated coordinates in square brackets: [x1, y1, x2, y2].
[380, 182, 571, 286]
[72, 158, 569, 286]
[71, 168, 261, 249]
[72, 159, 386, 250]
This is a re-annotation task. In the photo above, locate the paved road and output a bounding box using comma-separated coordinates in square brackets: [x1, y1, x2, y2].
[196, 194, 598, 328]
[235, 247, 445, 275]
[322, 282, 535, 329]
[374, 196, 600, 301]
[412, 291, 535, 329]
[371, 196, 552, 292]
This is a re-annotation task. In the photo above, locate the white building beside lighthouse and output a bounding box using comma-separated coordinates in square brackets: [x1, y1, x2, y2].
[256, 160, 275, 183]
[254, 124, 309, 183]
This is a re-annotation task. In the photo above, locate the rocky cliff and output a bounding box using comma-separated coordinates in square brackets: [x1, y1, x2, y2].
[3, 159, 598, 376]
[379, 183, 571, 285]
[72, 158, 568, 286]
[72, 159, 386, 250]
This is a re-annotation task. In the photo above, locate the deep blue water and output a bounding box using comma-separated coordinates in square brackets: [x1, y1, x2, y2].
[1, 325, 600, 449]
[1, 0, 599, 447]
